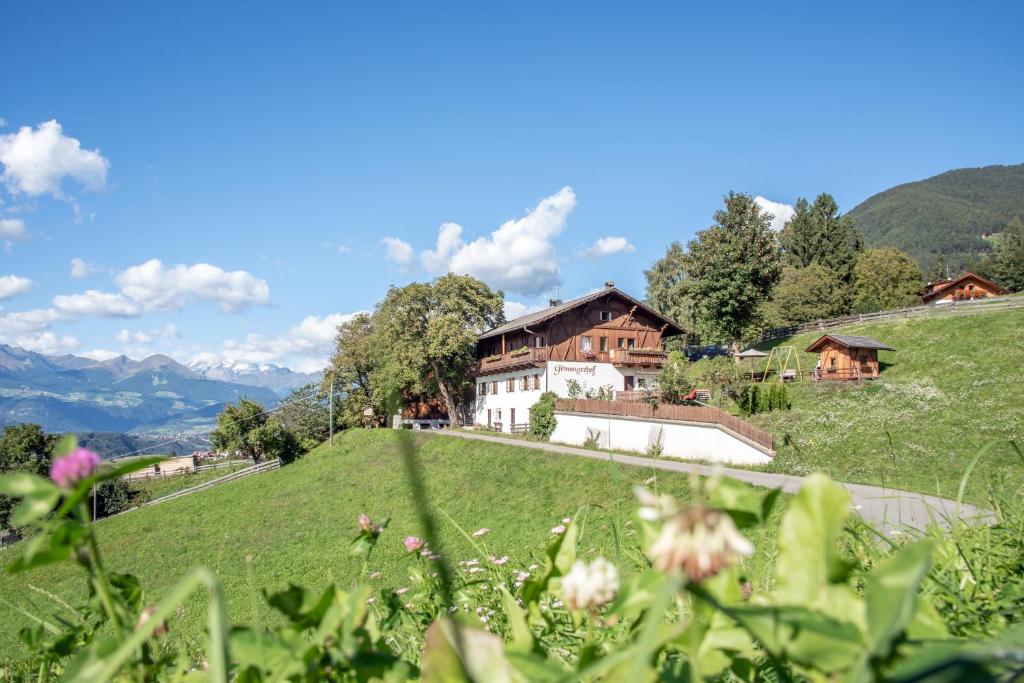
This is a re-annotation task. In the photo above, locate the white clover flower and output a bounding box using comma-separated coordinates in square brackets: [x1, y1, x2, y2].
[551, 524, 566, 535]
[646, 507, 753, 582]
[561, 517, 572, 524]
[394, 587, 409, 595]
[491, 555, 509, 565]
[561, 557, 621, 611]
[633, 486, 680, 521]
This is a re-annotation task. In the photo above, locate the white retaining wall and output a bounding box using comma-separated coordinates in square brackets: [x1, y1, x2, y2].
[550, 411, 772, 466]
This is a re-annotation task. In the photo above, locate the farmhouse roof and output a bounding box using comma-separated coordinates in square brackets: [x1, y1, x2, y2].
[479, 285, 684, 340]
[922, 271, 1007, 303]
[804, 334, 894, 353]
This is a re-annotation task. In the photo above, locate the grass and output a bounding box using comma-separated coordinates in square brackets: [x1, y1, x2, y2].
[746, 308, 1024, 503]
[0, 429, 784, 664]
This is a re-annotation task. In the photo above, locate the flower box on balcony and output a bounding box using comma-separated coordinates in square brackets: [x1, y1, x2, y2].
[509, 347, 531, 358]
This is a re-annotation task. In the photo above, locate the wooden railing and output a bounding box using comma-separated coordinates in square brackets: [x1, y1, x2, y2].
[760, 295, 1024, 342]
[610, 349, 669, 366]
[554, 398, 773, 451]
[476, 347, 550, 374]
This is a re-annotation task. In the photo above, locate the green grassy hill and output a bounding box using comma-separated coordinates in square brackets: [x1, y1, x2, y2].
[846, 162, 1024, 269]
[750, 308, 1024, 502]
[0, 430, 782, 664]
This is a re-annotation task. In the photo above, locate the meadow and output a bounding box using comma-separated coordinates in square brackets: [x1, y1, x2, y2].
[0, 429, 785, 664]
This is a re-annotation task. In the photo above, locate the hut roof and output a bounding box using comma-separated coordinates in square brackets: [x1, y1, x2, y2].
[804, 334, 894, 353]
[735, 348, 769, 358]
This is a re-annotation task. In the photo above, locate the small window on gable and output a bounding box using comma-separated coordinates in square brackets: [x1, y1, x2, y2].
[600, 310, 612, 321]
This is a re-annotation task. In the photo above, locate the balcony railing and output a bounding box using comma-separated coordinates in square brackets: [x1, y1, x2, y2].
[476, 347, 550, 375]
[610, 348, 669, 367]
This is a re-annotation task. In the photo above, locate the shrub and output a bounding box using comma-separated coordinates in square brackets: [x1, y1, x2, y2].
[583, 427, 602, 449]
[94, 478, 136, 518]
[527, 392, 558, 441]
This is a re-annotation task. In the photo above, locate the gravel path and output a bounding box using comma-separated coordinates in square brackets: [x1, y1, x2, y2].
[426, 430, 991, 532]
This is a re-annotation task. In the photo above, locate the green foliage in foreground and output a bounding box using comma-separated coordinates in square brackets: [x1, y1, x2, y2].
[2, 433, 1022, 681]
[0, 430, 785, 664]
[527, 391, 558, 440]
[749, 308, 1024, 502]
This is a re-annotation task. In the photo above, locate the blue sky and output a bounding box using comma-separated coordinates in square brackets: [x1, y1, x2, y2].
[1, 1, 1022, 371]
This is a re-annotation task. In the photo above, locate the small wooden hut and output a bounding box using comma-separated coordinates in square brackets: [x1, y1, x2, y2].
[805, 334, 893, 381]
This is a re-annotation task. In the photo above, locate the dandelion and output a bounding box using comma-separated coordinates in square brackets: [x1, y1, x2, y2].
[404, 536, 424, 553]
[491, 555, 509, 566]
[646, 506, 753, 582]
[472, 528, 490, 537]
[561, 557, 620, 611]
[551, 525, 566, 535]
[50, 447, 101, 489]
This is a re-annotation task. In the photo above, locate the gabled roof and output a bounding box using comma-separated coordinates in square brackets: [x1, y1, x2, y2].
[922, 271, 1007, 302]
[479, 286, 684, 340]
[805, 334, 894, 353]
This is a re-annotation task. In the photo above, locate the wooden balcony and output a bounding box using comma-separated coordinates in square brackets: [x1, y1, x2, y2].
[475, 347, 550, 375]
[610, 348, 669, 367]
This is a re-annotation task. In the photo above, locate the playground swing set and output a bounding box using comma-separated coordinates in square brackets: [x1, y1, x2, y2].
[759, 345, 802, 383]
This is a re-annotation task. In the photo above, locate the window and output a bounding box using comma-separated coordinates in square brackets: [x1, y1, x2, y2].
[494, 409, 502, 422]
[599, 310, 612, 321]
[617, 337, 635, 349]
[599, 336, 608, 352]
[506, 378, 515, 392]
[520, 376, 529, 391]
[580, 335, 592, 351]
[534, 336, 546, 347]
[478, 382, 487, 396]
[532, 374, 541, 390]
[637, 377, 647, 389]
[490, 381, 498, 394]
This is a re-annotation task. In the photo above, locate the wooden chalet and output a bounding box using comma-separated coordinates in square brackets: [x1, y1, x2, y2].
[475, 282, 684, 380]
[805, 334, 893, 381]
[922, 271, 1006, 304]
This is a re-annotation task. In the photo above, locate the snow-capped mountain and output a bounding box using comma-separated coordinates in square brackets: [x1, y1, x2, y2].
[186, 361, 321, 396]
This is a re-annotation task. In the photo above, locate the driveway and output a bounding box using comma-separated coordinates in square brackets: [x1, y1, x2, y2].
[426, 430, 991, 533]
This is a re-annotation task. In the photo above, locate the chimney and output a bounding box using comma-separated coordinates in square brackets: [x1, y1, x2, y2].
[604, 280, 615, 289]
[548, 298, 563, 307]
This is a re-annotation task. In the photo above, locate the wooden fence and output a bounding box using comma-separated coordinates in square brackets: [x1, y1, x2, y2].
[554, 399, 773, 451]
[195, 459, 253, 473]
[759, 295, 1024, 342]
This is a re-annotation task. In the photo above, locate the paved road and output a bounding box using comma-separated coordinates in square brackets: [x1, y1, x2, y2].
[426, 430, 991, 533]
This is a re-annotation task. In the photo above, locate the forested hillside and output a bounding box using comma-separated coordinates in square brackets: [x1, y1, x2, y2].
[847, 163, 1024, 269]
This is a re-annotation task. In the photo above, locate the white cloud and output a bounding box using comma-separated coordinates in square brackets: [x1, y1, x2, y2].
[207, 311, 366, 373]
[382, 237, 414, 266]
[337, 244, 352, 254]
[116, 259, 271, 313]
[424, 186, 576, 297]
[2, 331, 80, 355]
[503, 300, 547, 321]
[0, 118, 6, 128]
[0, 275, 33, 300]
[583, 236, 635, 259]
[116, 329, 152, 344]
[0, 120, 109, 197]
[0, 218, 27, 245]
[52, 290, 141, 317]
[70, 257, 98, 278]
[753, 196, 796, 232]
[80, 348, 121, 361]
[0, 307, 61, 333]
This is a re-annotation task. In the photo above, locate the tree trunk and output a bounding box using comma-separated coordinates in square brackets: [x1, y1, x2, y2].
[432, 363, 461, 427]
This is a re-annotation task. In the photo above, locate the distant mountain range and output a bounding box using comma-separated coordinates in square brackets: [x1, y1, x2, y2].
[847, 163, 1024, 270]
[0, 345, 314, 434]
[187, 360, 320, 396]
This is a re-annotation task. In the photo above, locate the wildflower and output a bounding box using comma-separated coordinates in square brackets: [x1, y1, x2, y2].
[551, 525, 566, 535]
[643, 475, 657, 486]
[367, 597, 377, 604]
[368, 571, 382, 579]
[358, 513, 372, 531]
[515, 571, 530, 582]
[472, 528, 490, 537]
[528, 563, 539, 571]
[633, 486, 679, 522]
[491, 555, 509, 565]
[136, 605, 168, 638]
[646, 506, 753, 582]
[404, 536, 424, 553]
[561, 557, 620, 611]
[562, 517, 572, 524]
[552, 600, 563, 608]
[460, 559, 480, 567]
[50, 447, 101, 489]
[468, 567, 483, 573]
[394, 587, 409, 595]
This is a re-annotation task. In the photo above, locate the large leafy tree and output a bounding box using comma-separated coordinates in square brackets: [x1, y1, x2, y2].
[1, 424, 56, 528]
[684, 193, 782, 347]
[644, 241, 696, 345]
[372, 274, 505, 425]
[851, 247, 923, 312]
[211, 399, 301, 463]
[779, 193, 863, 308]
[324, 313, 386, 428]
[992, 218, 1024, 292]
[275, 383, 334, 451]
[765, 265, 845, 326]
